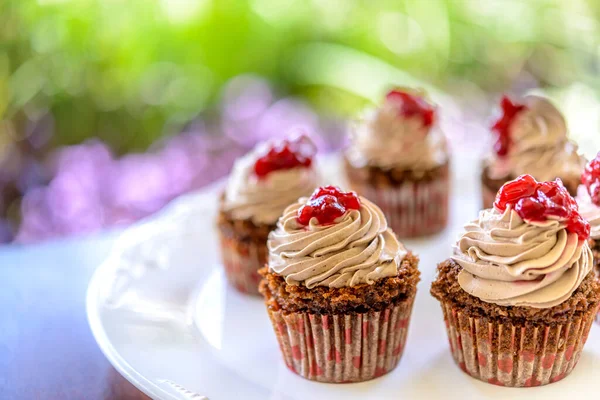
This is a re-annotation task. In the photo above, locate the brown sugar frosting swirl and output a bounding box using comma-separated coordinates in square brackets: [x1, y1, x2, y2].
[487, 95, 584, 182]
[452, 206, 593, 308]
[576, 185, 600, 240]
[268, 196, 406, 288]
[345, 102, 447, 172]
[222, 142, 319, 225]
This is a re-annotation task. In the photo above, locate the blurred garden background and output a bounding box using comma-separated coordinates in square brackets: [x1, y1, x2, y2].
[2, 0, 600, 244]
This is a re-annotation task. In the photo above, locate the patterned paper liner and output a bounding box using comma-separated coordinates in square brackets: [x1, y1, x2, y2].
[440, 301, 597, 387]
[597, 262, 600, 325]
[593, 244, 600, 325]
[218, 232, 265, 296]
[266, 295, 415, 383]
[481, 183, 497, 210]
[349, 176, 449, 238]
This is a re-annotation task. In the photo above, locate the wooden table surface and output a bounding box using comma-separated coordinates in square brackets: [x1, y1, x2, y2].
[0, 232, 151, 399]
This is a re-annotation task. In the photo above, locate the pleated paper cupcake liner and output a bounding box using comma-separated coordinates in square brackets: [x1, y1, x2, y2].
[440, 301, 597, 387]
[266, 295, 416, 383]
[218, 232, 266, 296]
[349, 176, 449, 238]
[593, 249, 600, 325]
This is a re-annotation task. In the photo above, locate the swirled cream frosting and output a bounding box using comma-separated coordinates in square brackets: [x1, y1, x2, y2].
[452, 206, 593, 308]
[345, 102, 447, 172]
[487, 95, 584, 182]
[221, 142, 319, 225]
[268, 196, 406, 288]
[576, 185, 600, 240]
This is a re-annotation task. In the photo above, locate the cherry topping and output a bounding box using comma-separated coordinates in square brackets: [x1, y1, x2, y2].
[297, 186, 361, 226]
[253, 135, 316, 178]
[491, 96, 527, 157]
[494, 174, 538, 206]
[385, 89, 435, 128]
[581, 152, 600, 207]
[494, 174, 590, 240]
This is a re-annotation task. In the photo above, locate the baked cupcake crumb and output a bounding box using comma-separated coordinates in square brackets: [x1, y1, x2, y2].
[217, 207, 274, 243]
[260, 252, 420, 315]
[431, 259, 600, 325]
[344, 157, 449, 187]
[217, 195, 275, 295]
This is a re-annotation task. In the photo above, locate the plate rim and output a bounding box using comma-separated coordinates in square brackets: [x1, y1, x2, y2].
[87, 153, 599, 399]
[86, 180, 225, 400]
[87, 257, 183, 400]
[85, 154, 340, 399]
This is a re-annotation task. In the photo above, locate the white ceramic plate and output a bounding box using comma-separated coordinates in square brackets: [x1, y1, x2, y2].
[87, 154, 600, 400]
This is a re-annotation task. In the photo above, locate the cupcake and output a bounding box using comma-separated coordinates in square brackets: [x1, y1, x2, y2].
[576, 152, 600, 322]
[259, 186, 420, 382]
[482, 95, 585, 208]
[431, 174, 600, 387]
[344, 88, 450, 238]
[217, 135, 319, 295]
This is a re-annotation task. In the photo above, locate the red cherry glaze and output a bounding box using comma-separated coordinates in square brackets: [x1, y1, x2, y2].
[253, 135, 316, 178]
[582, 152, 600, 207]
[514, 197, 545, 221]
[297, 186, 361, 226]
[494, 174, 537, 207]
[491, 96, 527, 157]
[385, 89, 435, 128]
[494, 174, 590, 240]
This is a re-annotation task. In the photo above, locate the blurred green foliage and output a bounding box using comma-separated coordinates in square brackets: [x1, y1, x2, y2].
[2, 0, 600, 153]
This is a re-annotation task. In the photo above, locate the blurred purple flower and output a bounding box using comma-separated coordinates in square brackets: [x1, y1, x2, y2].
[257, 99, 324, 148]
[13, 75, 344, 244]
[222, 76, 273, 122]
